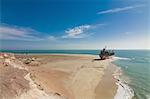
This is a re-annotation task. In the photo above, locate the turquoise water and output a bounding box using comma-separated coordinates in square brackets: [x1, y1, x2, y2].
[113, 50, 150, 99]
[1, 50, 150, 99]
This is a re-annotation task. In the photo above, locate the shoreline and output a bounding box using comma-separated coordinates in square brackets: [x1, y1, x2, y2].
[0, 53, 122, 99]
[95, 62, 118, 99]
[37, 54, 134, 99]
[112, 59, 134, 99]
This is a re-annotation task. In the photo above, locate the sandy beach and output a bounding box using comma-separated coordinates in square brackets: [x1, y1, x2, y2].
[0, 53, 118, 99]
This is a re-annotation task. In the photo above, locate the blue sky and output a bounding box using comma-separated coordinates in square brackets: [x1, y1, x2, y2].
[0, 0, 149, 50]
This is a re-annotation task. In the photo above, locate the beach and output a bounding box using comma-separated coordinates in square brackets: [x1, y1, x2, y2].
[0, 53, 118, 99]
[1, 0, 149, 98]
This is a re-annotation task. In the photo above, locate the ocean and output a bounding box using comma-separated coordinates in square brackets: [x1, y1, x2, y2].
[113, 50, 150, 99]
[1, 50, 150, 99]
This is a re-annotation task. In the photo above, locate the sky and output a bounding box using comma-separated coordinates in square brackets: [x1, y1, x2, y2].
[0, 0, 150, 50]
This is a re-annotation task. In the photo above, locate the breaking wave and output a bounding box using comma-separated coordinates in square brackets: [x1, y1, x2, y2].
[113, 67, 134, 99]
[113, 56, 131, 61]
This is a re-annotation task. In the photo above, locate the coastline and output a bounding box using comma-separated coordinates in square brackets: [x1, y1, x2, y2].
[112, 58, 134, 99]
[0, 53, 121, 99]
[95, 62, 118, 99]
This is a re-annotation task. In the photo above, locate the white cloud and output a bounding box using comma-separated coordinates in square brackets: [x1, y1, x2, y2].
[0, 23, 105, 41]
[47, 36, 57, 41]
[97, 4, 145, 14]
[0, 24, 56, 41]
[62, 24, 105, 39]
[125, 32, 133, 35]
[63, 25, 91, 38]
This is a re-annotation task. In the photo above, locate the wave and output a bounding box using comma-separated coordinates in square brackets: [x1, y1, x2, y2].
[113, 67, 134, 99]
[146, 94, 150, 99]
[113, 56, 131, 61]
[114, 81, 134, 99]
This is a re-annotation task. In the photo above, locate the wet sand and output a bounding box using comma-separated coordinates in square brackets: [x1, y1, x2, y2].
[95, 63, 117, 99]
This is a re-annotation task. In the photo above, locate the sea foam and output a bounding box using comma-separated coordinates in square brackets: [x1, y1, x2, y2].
[114, 79, 134, 99]
[113, 56, 131, 61]
[113, 59, 134, 99]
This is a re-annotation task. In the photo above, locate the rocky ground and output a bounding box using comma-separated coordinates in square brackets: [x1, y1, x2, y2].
[0, 53, 66, 99]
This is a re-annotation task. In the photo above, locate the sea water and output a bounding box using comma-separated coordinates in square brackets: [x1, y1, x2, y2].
[113, 50, 150, 99]
[1, 50, 150, 99]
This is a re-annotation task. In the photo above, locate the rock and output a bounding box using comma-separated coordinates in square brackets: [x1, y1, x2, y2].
[4, 53, 9, 58]
[11, 56, 16, 60]
[37, 84, 43, 90]
[24, 59, 31, 64]
[29, 61, 40, 66]
[31, 57, 36, 61]
[54, 93, 61, 96]
[0, 55, 4, 59]
[4, 62, 9, 67]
